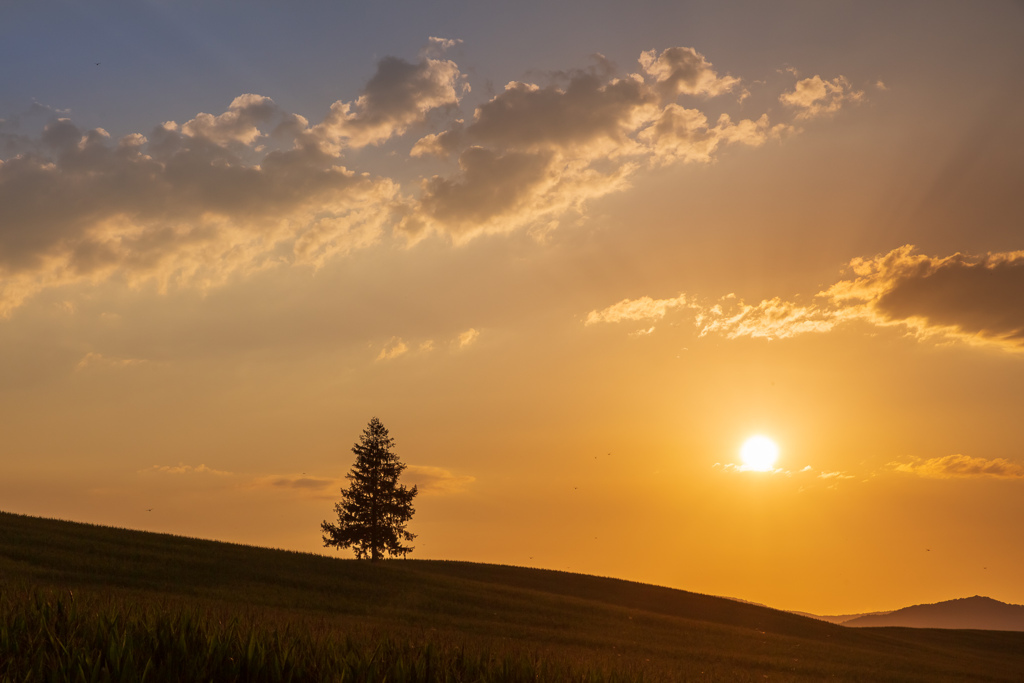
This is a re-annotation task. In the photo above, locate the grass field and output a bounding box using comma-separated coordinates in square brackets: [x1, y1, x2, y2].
[1, 510, 1022, 681]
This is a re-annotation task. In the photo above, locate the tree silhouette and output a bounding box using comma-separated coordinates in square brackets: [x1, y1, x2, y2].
[321, 417, 418, 560]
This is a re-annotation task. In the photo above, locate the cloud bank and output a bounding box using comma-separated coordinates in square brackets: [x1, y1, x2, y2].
[586, 246, 1024, 352]
[0, 40, 860, 315]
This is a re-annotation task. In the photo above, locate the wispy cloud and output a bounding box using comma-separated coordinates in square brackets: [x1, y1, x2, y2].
[889, 454, 1024, 479]
[404, 464, 476, 495]
[249, 464, 474, 498]
[141, 463, 232, 476]
[75, 352, 148, 371]
[818, 470, 855, 480]
[376, 337, 409, 361]
[456, 327, 479, 348]
[585, 293, 689, 325]
[248, 474, 342, 499]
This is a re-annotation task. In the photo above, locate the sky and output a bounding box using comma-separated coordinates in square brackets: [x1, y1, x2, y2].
[2, 0, 1023, 616]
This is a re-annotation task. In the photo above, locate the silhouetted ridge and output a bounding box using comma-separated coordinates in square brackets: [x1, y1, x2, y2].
[844, 596, 1024, 631]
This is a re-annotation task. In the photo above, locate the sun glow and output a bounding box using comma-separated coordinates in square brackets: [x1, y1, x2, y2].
[740, 435, 779, 471]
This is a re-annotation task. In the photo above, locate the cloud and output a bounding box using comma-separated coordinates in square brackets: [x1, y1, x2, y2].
[860, 247, 1024, 347]
[714, 463, 856, 488]
[247, 474, 343, 499]
[0, 102, 398, 316]
[376, 337, 409, 361]
[586, 246, 1024, 352]
[141, 463, 232, 476]
[638, 47, 740, 98]
[456, 327, 479, 348]
[0, 42, 859, 314]
[779, 74, 864, 119]
[695, 296, 835, 340]
[250, 464, 473, 498]
[713, 462, 793, 475]
[585, 293, 689, 325]
[0, 40, 470, 316]
[75, 351, 147, 371]
[462, 71, 658, 155]
[305, 39, 468, 152]
[404, 464, 475, 495]
[178, 93, 281, 146]
[818, 471, 855, 480]
[890, 454, 1024, 479]
[641, 107, 785, 165]
[399, 46, 798, 243]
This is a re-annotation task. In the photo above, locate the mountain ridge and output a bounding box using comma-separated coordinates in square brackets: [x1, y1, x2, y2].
[842, 595, 1024, 631]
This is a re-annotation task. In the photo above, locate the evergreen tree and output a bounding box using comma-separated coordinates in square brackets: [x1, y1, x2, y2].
[321, 417, 418, 560]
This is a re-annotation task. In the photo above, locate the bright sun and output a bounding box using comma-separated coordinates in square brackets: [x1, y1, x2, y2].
[740, 435, 779, 471]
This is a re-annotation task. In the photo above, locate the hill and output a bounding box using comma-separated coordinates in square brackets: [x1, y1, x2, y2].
[2, 510, 1024, 681]
[844, 596, 1024, 631]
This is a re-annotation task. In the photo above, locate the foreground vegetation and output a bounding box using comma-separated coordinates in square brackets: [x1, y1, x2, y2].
[2, 511, 1022, 681]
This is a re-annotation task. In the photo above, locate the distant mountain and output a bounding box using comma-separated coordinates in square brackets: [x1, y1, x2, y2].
[843, 596, 1024, 631]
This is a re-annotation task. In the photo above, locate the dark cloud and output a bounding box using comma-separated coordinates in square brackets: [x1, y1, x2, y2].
[415, 147, 553, 231]
[309, 44, 467, 151]
[466, 71, 655, 152]
[402, 45, 785, 242]
[875, 252, 1024, 343]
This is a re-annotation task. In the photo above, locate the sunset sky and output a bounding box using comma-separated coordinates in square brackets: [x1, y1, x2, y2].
[2, 1, 1023, 616]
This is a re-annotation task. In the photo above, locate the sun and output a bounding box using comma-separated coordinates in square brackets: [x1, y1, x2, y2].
[740, 435, 779, 471]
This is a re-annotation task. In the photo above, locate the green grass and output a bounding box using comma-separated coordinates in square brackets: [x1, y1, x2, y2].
[2, 511, 1022, 681]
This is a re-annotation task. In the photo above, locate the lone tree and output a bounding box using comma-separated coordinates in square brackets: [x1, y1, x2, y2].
[321, 417, 418, 561]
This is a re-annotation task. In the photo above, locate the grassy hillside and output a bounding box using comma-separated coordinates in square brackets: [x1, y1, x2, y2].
[2, 511, 1023, 681]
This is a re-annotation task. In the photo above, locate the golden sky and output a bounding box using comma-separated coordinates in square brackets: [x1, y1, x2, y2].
[1, 0, 1023, 615]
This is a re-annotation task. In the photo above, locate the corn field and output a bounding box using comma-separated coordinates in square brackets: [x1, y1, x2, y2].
[0, 585, 643, 683]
